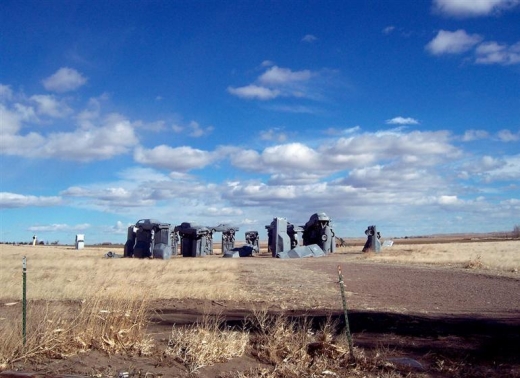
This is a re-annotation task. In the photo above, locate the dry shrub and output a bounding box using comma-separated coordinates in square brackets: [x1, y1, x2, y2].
[0, 291, 151, 369]
[465, 255, 484, 269]
[74, 291, 153, 356]
[166, 314, 249, 373]
[245, 310, 349, 378]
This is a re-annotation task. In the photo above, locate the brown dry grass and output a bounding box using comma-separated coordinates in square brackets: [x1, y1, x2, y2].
[1, 240, 517, 306]
[1, 241, 517, 376]
[166, 314, 249, 373]
[0, 245, 244, 301]
[0, 290, 151, 368]
[353, 240, 520, 272]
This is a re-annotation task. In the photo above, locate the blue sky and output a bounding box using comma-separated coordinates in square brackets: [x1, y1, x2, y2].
[1, 0, 519, 244]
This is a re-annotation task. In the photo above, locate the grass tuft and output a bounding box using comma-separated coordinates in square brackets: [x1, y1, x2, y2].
[0, 291, 150, 368]
[166, 314, 249, 373]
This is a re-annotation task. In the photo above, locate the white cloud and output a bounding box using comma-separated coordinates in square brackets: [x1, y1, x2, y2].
[230, 143, 323, 174]
[43, 114, 138, 161]
[134, 145, 216, 171]
[261, 60, 274, 67]
[203, 206, 243, 216]
[187, 121, 214, 137]
[437, 195, 461, 205]
[325, 126, 362, 136]
[433, 0, 520, 17]
[0, 87, 140, 162]
[475, 41, 520, 65]
[268, 172, 323, 185]
[42, 67, 87, 93]
[259, 128, 288, 142]
[301, 34, 317, 43]
[483, 155, 520, 181]
[0, 192, 62, 208]
[227, 85, 280, 100]
[481, 155, 505, 169]
[0, 84, 13, 100]
[0, 112, 138, 161]
[172, 121, 215, 138]
[258, 66, 313, 86]
[228, 130, 459, 181]
[459, 155, 520, 182]
[30, 94, 72, 118]
[386, 116, 420, 125]
[0, 104, 23, 134]
[462, 129, 490, 141]
[112, 221, 131, 234]
[28, 223, 90, 232]
[76, 95, 106, 128]
[426, 29, 483, 55]
[497, 129, 520, 142]
[228, 65, 326, 102]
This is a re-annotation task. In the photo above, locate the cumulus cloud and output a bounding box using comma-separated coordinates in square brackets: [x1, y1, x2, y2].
[30, 94, 72, 118]
[0, 84, 13, 100]
[259, 128, 288, 142]
[433, 0, 520, 17]
[42, 114, 138, 161]
[258, 66, 313, 86]
[479, 155, 520, 181]
[0, 86, 139, 162]
[42, 67, 87, 92]
[187, 121, 214, 137]
[134, 145, 216, 171]
[228, 65, 325, 101]
[437, 195, 461, 205]
[61, 185, 156, 208]
[426, 29, 483, 55]
[229, 143, 323, 174]
[0, 103, 23, 134]
[228, 130, 459, 182]
[0, 111, 138, 161]
[462, 129, 490, 141]
[0, 192, 62, 208]
[112, 221, 131, 234]
[227, 85, 280, 100]
[475, 41, 520, 65]
[497, 129, 520, 142]
[386, 116, 419, 125]
[425, 29, 520, 65]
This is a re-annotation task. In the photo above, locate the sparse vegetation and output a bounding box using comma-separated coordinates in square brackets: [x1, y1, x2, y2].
[166, 314, 249, 373]
[0, 241, 518, 376]
[359, 240, 519, 272]
[0, 292, 151, 369]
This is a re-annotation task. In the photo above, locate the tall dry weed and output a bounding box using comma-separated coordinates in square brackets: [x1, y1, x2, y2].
[0, 291, 151, 369]
[166, 314, 249, 373]
[245, 311, 349, 378]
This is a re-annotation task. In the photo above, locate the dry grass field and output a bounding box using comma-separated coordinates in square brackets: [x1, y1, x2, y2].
[0, 238, 519, 377]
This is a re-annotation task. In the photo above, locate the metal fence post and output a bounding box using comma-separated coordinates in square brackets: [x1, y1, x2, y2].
[337, 265, 354, 359]
[22, 256, 27, 347]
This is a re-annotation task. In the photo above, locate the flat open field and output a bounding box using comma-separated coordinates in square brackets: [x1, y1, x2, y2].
[1, 238, 519, 377]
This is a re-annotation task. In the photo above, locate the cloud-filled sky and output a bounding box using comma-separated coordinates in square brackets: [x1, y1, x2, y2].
[1, 0, 519, 244]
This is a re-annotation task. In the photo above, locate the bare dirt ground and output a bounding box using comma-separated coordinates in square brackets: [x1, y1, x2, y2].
[2, 238, 520, 377]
